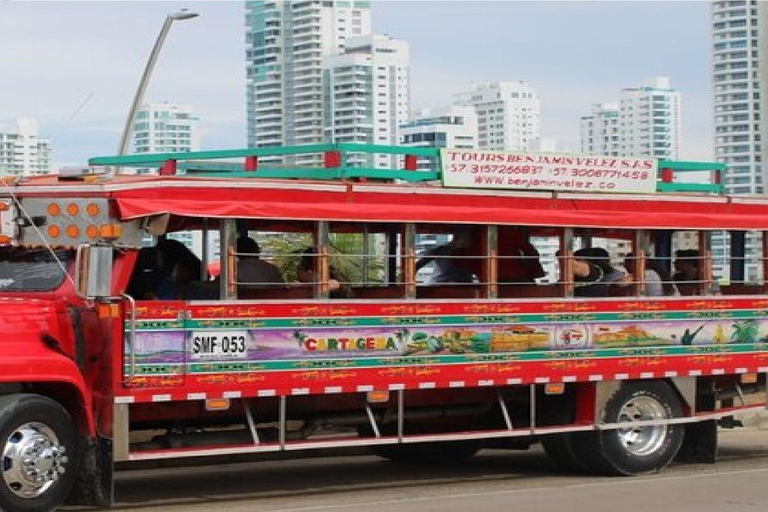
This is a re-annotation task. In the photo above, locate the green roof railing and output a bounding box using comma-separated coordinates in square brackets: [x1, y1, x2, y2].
[88, 143, 726, 194]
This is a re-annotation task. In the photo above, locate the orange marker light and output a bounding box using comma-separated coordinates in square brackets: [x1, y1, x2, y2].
[0, 235, 12, 245]
[86, 203, 101, 216]
[741, 373, 758, 384]
[544, 383, 566, 395]
[47, 225, 61, 239]
[66, 203, 80, 216]
[0, 202, 10, 211]
[99, 224, 122, 240]
[47, 203, 61, 216]
[205, 398, 231, 411]
[86, 225, 100, 239]
[366, 390, 390, 403]
[66, 225, 80, 238]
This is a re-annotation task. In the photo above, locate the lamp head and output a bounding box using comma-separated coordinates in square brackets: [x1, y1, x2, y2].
[169, 9, 199, 21]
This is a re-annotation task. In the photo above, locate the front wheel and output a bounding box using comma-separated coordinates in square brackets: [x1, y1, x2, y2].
[0, 394, 79, 512]
[571, 381, 684, 475]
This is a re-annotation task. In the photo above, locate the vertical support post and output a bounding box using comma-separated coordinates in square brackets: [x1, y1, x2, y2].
[324, 150, 342, 168]
[661, 167, 674, 183]
[317, 221, 330, 299]
[562, 228, 574, 298]
[403, 223, 416, 299]
[159, 159, 177, 176]
[279, 396, 287, 450]
[362, 224, 371, 285]
[699, 231, 713, 295]
[762, 232, 768, 294]
[244, 156, 259, 172]
[635, 230, 650, 296]
[404, 154, 418, 171]
[201, 218, 209, 282]
[219, 219, 237, 300]
[486, 225, 498, 299]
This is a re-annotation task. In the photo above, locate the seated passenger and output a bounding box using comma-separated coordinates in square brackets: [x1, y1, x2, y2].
[296, 250, 354, 299]
[497, 226, 545, 284]
[572, 247, 626, 297]
[672, 249, 721, 296]
[146, 239, 203, 299]
[623, 253, 678, 297]
[236, 236, 284, 289]
[127, 247, 163, 300]
[416, 226, 480, 284]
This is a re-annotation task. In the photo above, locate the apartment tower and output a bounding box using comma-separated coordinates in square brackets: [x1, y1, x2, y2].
[245, 0, 371, 161]
[454, 81, 541, 151]
[0, 118, 52, 176]
[712, 0, 766, 281]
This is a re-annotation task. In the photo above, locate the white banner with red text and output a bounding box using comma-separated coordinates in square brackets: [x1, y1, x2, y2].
[440, 148, 658, 194]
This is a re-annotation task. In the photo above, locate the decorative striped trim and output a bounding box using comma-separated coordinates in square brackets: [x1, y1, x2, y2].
[114, 365, 768, 404]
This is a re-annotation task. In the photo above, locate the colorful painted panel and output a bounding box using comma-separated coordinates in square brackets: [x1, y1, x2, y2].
[125, 299, 768, 380]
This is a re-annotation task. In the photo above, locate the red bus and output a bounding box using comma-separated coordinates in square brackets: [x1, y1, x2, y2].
[0, 143, 765, 512]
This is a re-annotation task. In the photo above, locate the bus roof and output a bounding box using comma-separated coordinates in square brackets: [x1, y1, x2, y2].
[3, 144, 761, 231]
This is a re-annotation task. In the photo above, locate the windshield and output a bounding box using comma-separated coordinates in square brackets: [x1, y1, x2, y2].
[0, 248, 71, 292]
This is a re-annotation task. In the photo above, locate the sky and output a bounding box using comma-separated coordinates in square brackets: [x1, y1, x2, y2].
[0, 0, 713, 167]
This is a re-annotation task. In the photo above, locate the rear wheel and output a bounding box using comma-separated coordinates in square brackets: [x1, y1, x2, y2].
[0, 394, 79, 512]
[571, 381, 684, 475]
[542, 433, 587, 472]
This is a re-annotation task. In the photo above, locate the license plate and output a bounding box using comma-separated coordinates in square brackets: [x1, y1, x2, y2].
[190, 330, 248, 359]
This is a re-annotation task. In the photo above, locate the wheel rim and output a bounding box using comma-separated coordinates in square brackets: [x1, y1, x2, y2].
[615, 395, 669, 456]
[2, 422, 69, 498]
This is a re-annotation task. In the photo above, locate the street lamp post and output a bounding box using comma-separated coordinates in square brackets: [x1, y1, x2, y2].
[117, 9, 199, 156]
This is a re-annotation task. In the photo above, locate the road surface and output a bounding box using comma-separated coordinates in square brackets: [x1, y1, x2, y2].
[65, 428, 768, 512]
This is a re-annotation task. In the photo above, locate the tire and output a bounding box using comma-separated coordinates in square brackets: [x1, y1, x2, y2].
[0, 394, 79, 512]
[571, 381, 684, 476]
[541, 433, 588, 472]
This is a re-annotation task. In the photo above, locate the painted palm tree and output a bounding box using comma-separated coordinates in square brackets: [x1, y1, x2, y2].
[730, 319, 759, 344]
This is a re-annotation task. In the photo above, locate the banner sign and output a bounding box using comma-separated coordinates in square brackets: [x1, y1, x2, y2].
[440, 148, 658, 194]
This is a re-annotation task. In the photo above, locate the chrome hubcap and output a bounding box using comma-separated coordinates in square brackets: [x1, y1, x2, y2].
[2, 423, 68, 498]
[616, 396, 668, 456]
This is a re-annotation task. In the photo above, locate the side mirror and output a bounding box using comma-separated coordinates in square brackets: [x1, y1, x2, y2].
[76, 245, 113, 298]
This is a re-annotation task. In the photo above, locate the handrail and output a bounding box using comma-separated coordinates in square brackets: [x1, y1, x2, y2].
[87, 143, 726, 193]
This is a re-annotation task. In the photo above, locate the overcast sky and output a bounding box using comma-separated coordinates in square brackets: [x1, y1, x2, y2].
[0, 0, 713, 166]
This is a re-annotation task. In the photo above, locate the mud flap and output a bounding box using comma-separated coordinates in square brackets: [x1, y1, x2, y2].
[66, 436, 113, 507]
[676, 420, 717, 463]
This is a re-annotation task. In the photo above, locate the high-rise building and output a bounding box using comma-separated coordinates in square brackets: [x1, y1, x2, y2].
[0, 118, 52, 176]
[454, 81, 541, 151]
[711, 1, 765, 281]
[245, 0, 372, 161]
[619, 77, 681, 159]
[323, 34, 409, 168]
[713, 1, 764, 194]
[580, 103, 620, 155]
[133, 102, 204, 254]
[400, 105, 477, 170]
[579, 77, 681, 159]
[133, 102, 201, 155]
